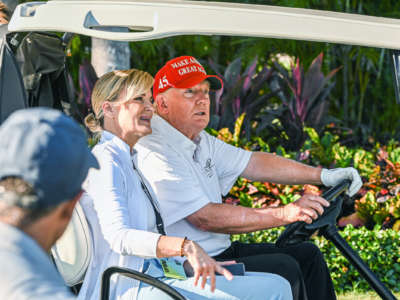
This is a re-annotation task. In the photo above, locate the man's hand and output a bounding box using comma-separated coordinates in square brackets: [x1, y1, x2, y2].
[280, 194, 330, 224]
[320, 167, 362, 196]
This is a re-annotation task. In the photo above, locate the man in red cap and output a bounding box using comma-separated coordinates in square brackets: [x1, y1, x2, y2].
[137, 55, 362, 300]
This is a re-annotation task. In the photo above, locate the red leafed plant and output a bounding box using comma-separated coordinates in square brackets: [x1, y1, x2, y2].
[267, 53, 341, 151]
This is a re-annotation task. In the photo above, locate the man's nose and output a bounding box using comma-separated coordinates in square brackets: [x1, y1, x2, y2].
[196, 91, 210, 103]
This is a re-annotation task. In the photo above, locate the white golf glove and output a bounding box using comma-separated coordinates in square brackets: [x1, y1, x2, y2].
[320, 167, 362, 197]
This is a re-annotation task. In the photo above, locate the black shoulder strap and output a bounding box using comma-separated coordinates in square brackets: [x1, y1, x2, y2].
[132, 162, 166, 236]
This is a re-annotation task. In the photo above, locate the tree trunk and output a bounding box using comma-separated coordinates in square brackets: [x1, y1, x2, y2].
[91, 33, 130, 77]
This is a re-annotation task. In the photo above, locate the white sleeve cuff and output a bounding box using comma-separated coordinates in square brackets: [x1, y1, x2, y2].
[121, 230, 161, 258]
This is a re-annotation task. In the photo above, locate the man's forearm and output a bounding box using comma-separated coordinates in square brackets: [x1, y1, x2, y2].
[186, 203, 288, 234]
[242, 152, 322, 185]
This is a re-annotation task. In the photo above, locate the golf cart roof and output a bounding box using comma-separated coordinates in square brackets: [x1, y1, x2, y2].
[8, 0, 400, 50]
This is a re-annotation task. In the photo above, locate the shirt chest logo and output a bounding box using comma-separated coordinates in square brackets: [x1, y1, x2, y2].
[203, 158, 215, 178]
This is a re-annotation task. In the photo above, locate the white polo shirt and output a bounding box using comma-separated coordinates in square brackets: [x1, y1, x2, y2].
[136, 115, 252, 256]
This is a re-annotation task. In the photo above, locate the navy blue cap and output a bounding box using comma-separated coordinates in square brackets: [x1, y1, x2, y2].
[0, 108, 99, 209]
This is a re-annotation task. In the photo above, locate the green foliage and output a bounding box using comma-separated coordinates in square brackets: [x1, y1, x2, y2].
[66, 35, 91, 88]
[356, 192, 400, 227]
[303, 127, 339, 166]
[318, 225, 400, 294]
[212, 122, 400, 230]
[209, 114, 253, 150]
[353, 149, 376, 178]
[270, 53, 339, 149]
[207, 57, 278, 140]
[232, 226, 400, 294]
[254, 53, 339, 152]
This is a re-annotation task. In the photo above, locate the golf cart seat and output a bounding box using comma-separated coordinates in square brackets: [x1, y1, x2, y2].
[51, 203, 186, 300]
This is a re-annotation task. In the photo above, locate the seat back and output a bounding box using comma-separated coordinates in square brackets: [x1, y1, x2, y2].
[0, 31, 83, 125]
[51, 203, 187, 299]
[51, 202, 92, 286]
[0, 31, 28, 124]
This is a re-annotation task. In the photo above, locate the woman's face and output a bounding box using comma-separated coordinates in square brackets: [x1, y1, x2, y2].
[111, 89, 154, 146]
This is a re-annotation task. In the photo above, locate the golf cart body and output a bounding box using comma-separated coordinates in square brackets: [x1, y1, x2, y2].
[5, 1, 400, 299]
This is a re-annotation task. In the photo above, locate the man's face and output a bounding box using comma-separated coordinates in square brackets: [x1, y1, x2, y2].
[159, 81, 210, 140]
[51, 192, 82, 248]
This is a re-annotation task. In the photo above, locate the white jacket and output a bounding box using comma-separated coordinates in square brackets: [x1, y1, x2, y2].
[78, 131, 161, 300]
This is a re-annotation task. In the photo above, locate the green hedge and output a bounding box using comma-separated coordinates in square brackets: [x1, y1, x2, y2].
[231, 225, 400, 294]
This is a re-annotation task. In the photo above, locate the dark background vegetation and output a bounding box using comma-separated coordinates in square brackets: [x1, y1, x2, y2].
[67, 0, 400, 148]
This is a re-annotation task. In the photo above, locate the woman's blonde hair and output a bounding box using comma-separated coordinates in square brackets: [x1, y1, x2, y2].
[84, 69, 154, 133]
[0, 2, 11, 24]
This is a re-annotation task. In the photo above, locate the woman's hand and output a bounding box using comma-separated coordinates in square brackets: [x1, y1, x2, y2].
[182, 239, 234, 292]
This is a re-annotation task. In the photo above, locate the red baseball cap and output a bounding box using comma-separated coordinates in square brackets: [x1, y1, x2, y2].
[153, 56, 223, 99]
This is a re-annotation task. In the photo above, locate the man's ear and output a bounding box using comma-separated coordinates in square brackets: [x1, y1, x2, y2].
[59, 191, 83, 221]
[155, 94, 169, 115]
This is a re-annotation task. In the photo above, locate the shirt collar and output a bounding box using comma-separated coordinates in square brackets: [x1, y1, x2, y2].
[151, 115, 200, 158]
[100, 130, 137, 158]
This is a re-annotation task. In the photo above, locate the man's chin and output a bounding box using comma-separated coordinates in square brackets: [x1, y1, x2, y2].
[195, 116, 209, 124]
[195, 119, 209, 129]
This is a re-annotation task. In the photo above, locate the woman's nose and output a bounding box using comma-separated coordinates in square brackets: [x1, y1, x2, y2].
[144, 99, 155, 111]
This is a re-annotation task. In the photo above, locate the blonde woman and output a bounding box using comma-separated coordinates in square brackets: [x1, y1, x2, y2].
[78, 69, 292, 300]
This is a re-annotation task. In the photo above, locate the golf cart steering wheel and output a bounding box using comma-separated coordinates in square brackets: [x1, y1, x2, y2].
[276, 180, 351, 248]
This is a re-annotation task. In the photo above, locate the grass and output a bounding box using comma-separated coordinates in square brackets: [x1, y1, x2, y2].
[338, 291, 400, 300]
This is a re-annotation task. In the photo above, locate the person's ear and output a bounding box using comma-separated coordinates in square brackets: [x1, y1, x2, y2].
[59, 191, 83, 221]
[102, 101, 115, 119]
[156, 94, 169, 115]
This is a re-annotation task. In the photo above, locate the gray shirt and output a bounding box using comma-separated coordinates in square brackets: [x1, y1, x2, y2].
[0, 24, 7, 44]
[0, 222, 75, 300]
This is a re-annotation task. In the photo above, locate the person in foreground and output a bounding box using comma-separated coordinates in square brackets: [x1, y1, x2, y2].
[136, 56, 364, 300]
[0, 108, 99, 300]
[78, 68, 292, 300]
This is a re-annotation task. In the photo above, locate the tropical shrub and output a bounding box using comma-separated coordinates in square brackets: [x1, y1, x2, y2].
[302, 127, 340, 167]
[354, 141, 400, 228]
[207, 57, 278, 140]
[320, 225, 400, 293]
[210, 121, 400, 230]
[232, 225, 400, 294]
[264, 53, 340, 151]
